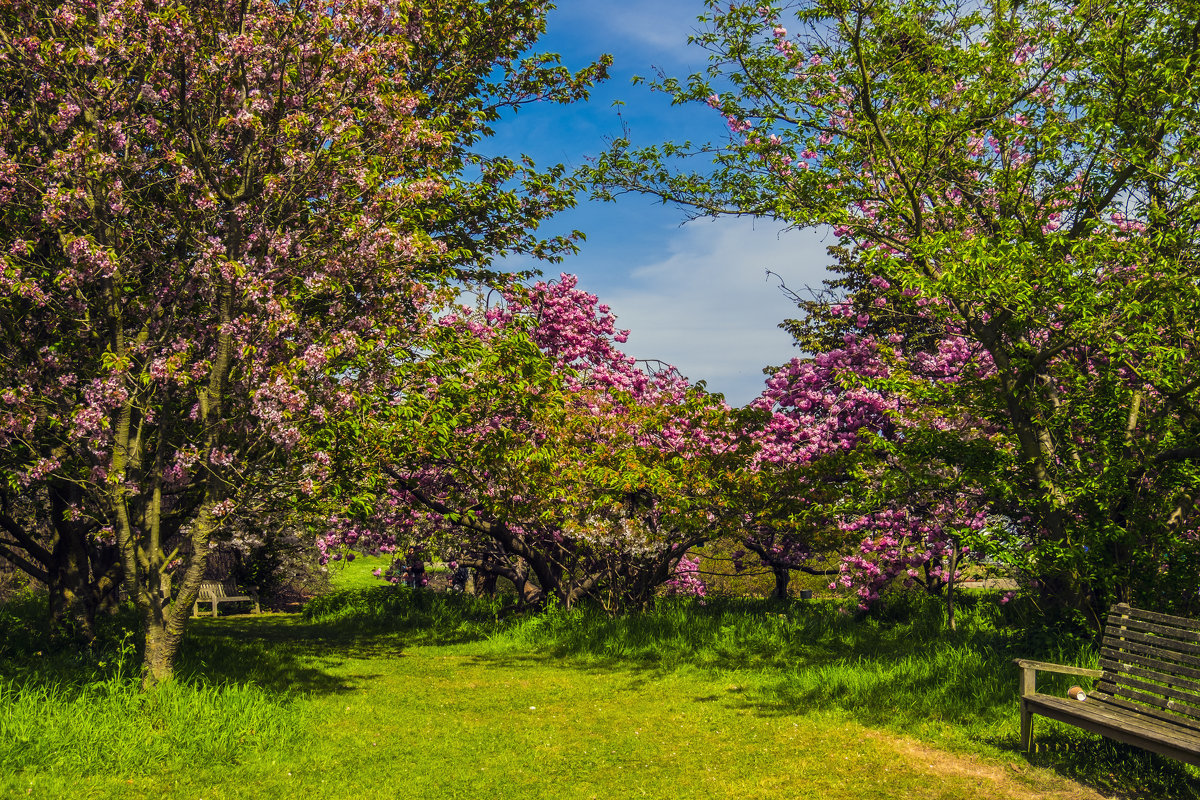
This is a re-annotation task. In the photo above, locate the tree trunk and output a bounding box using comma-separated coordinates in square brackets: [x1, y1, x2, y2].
[945, 545, 958, 632]
[141, 552, 206, 689]
[135, 501, 216, 688]
[519, 579, 543, 607]
[142, 606, 186, 687]
[475, 571, 497, 596]
[46, 541, 96, 642]
[771, 566, 790, 601]
[46, 481, 111, 642]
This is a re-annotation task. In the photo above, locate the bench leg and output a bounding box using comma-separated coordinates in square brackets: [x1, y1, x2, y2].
[1019, 701, 1033, 752]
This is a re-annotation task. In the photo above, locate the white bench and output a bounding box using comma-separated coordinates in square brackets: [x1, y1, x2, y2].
[192, 579, 260, 617]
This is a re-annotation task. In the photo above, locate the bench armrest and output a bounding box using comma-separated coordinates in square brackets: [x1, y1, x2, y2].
[1014, 659, 1103, 677]
[1014, 659, 1102, 697]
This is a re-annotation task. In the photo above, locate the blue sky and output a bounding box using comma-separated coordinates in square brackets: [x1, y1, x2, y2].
[489, 1, 835, 406]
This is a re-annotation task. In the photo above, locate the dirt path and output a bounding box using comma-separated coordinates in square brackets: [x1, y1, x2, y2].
[867, 730, 1114, 800]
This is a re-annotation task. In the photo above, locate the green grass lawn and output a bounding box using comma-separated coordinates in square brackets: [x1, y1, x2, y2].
[323, 553, 393, 592]
[2, 586, 1198, 799]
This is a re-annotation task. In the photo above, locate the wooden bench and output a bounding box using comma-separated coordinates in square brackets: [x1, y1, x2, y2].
[193, 579, 260, 617]
[1017, 603, 1200, 766]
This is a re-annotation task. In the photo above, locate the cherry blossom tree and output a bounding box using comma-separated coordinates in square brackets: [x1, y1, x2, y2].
[731, 333, 899, 600]
[0, 0, 608, 682]
[317, 275, 746, 612]
[738, 305, 997, 624]
[588, 0, 1200, 625]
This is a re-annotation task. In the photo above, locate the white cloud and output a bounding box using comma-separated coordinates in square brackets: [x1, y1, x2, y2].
[600, 217, 835, 405]
[550, 1, 709, 67]
[605, 2, 708, 60]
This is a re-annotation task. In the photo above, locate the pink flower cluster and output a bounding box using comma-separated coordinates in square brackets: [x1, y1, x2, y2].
[661, 554, 707, 598]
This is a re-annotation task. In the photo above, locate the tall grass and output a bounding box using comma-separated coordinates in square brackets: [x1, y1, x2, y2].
[0, 591, 302, 780]
[302, 583, 508, 643]
[301, 586, 1100, 740]
[481, 594, 1070, 731]
[472, 592, 1200, 798]
[0, 677, 299, 775]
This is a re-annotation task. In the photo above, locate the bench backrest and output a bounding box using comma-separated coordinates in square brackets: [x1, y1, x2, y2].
[198, 579, 237, 599]
[1098, 603, 1200, 733]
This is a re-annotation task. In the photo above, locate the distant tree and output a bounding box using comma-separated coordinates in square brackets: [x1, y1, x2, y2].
[317, 276, 746, 613]
[735, 316, 997, 625]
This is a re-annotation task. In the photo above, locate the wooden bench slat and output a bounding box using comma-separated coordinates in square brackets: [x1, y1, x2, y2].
[1094, 697, 1200, 741]
[1105, 614, 1200, 645]
[1102, 679, 1200, 720]
[1096, 665, 1200, 719]
[1103, 627, 1200, 659]
[1112, 604, 1200, 633]
[193, 579, 260, 617]
[1031, 693, 1200, 743]
[1099, 650, 1200, 692]
[1014, 659, 1103, 678]
[1089, 691, 1200, 735]
[199, 579, 252, 599]
[1024, 694, 1200, 766]
[1101, 633, 1200, 671]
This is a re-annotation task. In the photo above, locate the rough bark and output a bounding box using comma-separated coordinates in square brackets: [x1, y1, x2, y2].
[771, 566, 790, 602]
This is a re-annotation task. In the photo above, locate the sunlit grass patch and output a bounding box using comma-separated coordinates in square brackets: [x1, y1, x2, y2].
[0, 673, 301, 777]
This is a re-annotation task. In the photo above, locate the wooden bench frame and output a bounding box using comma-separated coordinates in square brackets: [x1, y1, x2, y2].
[192, 579, 260, 618]
[1017, 603, 1200, 766]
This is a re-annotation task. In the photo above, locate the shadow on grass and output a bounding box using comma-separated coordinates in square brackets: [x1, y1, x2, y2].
[173, 588, 1200, 799]
[178, 615, 398, 695]
[1019, 735, 1200, 800]
[451, 594, 1023, 730]
[174, 586, 506, 694]
[0, 586, 498, 697]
